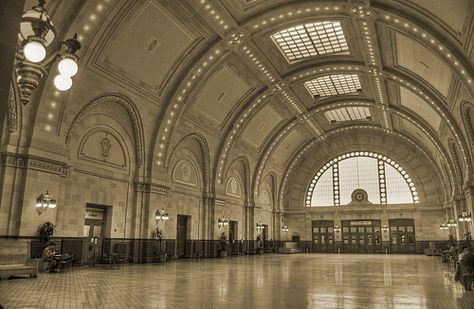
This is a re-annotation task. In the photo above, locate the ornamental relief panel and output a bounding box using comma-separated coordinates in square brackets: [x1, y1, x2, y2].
[226, 176, 242, 198]
[172, 159, 198, 187]
[78, 130, 128, 170]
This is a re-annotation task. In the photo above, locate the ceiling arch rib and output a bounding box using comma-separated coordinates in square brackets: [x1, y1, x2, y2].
[145, 0, 474, 202]
[278, 128, 451, 211]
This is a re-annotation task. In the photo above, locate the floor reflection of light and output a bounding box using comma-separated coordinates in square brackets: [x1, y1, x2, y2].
[383, 259, 392, 286]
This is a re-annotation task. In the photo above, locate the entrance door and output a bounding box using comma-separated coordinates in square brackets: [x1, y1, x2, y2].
[312, 220, 335, 253]
[176, 215, 189, 259]
[228, 221, 238, 254]
[389, 219, 416, 253]
[341, 220, 382, 253]
[83, 206, 107, 265]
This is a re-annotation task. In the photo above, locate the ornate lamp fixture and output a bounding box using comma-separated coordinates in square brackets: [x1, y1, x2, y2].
[256, 221, 265, 231]
[381, 224, 389, 232]
[281, 225, 289, 232]
[439, 223, 449, 230]
[15, 0, 81, 104]
[155, 208, 169, 221]
[217, 217, 229, 229]
[35, 191, 56, 215]
[458, 211, 472, 222]
[446, 218, 457, 227]
[333, 225, 341, 234]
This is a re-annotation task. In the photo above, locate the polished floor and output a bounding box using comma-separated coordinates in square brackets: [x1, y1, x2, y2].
[0, 254, 473, 309]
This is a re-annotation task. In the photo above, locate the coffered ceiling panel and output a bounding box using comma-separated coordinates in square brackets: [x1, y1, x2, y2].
[273, 128, 306, 167]
[400, 119, 438, 157]
[241, 104, 283, 149]
[408, 0, 470, 33]
[191, 65, 253, 127]
[395, 33, 452, 97]
[400, 87, 442, 132]
[98, 1, 195, 95]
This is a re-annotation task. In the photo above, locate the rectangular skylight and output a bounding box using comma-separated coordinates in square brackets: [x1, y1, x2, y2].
[271, 21, 349, 63]
[305, 74, 361, 97]
[325, 107, 371, 123]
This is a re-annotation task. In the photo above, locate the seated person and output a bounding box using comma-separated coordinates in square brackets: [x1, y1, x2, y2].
[459, 247, 474, 291]
[42, 242, 59, 272]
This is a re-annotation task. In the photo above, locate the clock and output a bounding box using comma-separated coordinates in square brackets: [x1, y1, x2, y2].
[355, 193, 364, 202]
[351, 189, 369, 203]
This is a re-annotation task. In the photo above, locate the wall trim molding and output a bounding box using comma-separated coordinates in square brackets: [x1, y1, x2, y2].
[1, 152, 69, 177]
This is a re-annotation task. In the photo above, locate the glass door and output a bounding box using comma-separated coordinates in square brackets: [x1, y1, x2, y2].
[312, 220, 335, 253]
[389, 219, 415, 253]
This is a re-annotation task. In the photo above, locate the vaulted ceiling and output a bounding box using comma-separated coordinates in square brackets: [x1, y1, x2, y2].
[15, 0, 474, 205]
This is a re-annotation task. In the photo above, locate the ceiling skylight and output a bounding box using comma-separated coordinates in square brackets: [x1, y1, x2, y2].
[271, 21, 349, 63]
[305, 74, 361, 97]
[325, 107, 371, 123]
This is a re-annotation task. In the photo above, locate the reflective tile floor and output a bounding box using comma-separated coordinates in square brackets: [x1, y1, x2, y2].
[1, 254, 473, 309]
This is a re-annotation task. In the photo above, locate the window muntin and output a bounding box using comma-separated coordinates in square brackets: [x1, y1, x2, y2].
[306, 152, 418, 206]
[325, 107, 371, 123]
[271, 21, 349, 63]
[304, 74, 361, 98]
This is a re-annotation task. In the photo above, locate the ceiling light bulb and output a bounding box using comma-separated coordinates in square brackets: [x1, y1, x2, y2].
[58, 57, 78, 77]
[54, 74, 73, 91]
[24, 40, 46, 63]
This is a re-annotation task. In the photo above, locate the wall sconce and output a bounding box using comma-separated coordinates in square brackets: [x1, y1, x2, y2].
[256, 221, 265, 231]
[446, 218, 457, 227]
[333, 225, 341, 233]
[35, 191, 56, 215]
[439, 223, 449, 230]
[381, 224, 389, 232]
[15, 0, 81, 104]
[218, 217, 229, 228]
[458, 211, 472, 222]
[155, 208, 169, 221]
[281, 225, 289, 232]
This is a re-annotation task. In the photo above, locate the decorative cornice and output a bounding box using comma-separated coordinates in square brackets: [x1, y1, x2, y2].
[134, 182, 170, 195]
[1, 153, 69, 177]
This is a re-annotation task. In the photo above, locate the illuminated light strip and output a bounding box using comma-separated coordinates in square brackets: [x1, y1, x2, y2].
[156, 48, 222, 166]
[199, 0, 230, 31]
[254, 121, 298, 190]
[216, 93, 270, 183]
[250, 6, 342, 30]
[255, 100, 375, 192]
[242, 46, 277, 83]
[279, 126, 454, 210]
[381, 14, 473, 96]
[44, 0, 114, 133]
[387, 74, 470, 173]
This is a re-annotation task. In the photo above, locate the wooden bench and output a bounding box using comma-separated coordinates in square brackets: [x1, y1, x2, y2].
[278, 242, 303, 254]
[0, 239, 39, 280]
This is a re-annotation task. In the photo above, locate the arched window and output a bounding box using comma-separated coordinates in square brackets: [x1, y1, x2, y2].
[306, 152, 418, 206]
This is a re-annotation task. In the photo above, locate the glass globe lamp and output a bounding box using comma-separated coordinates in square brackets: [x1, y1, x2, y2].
[54, 74, 73, 91]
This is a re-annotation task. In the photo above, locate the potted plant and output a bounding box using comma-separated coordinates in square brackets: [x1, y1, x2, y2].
[256, 234, 264, 254]
[37, 221, 55, 246]
[462, 232, 472, 249]
[152, 227, 167, 263]
[218, 232, 228, 257]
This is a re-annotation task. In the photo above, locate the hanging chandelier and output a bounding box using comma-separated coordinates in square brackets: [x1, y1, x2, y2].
[15, 0, 81, 104]
[458, 211, 472, 222]
[35, 191, 56, 215]
[439, 223, 449, 230]
[446, 218, 457, 227]
[256, 221, 265, 231]
[281, 225, 289, 232]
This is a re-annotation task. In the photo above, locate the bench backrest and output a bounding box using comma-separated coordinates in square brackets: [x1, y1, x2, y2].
[0, 239, 30, 265]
